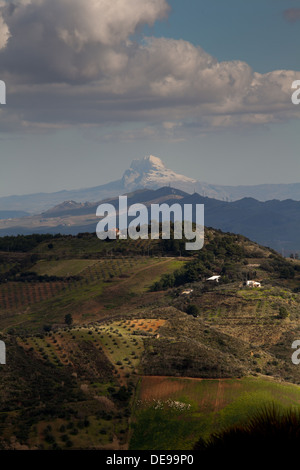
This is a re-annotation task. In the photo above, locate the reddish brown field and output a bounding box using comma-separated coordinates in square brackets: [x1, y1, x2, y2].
[139, 376, 187, 401]
[126, 319, 166, 333]
[0, 281, 68, 310]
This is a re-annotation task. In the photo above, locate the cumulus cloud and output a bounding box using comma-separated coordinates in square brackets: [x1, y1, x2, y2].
[0, 0, 299, 138]
[0, 0, 170, 82]
[283, 8, 300, 23]
[0, 11, 10, 49]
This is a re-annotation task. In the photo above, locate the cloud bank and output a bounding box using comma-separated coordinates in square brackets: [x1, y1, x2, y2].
[0, 0, 299, 138]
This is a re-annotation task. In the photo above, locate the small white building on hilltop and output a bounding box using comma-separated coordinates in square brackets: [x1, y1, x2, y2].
[206, 275, 221, 283]
[246, 280, 261, 288]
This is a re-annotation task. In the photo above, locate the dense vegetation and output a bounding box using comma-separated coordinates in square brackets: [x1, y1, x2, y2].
[152, 230, 299, 290]
[0, 234, 58, 252]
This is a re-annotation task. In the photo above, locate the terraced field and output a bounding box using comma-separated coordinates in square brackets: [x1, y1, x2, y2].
[173, 284, 300, 346]
[11, 316, 168, 449]
[0, 257, 184, 329]
[17, 318, 167, 384]
[0, 281, 68, 310]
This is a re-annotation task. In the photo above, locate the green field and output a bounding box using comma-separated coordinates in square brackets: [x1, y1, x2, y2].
[32, 259, 99, 276]
[130, 376, 300, 450]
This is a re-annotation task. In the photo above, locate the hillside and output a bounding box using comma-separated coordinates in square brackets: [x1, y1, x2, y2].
[0, 229, 300, 449]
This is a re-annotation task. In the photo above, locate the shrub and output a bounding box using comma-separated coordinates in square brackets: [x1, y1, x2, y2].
[193, 404, 300, 455]
[185, 304, 200, 317]
[278, 306, 289, 319]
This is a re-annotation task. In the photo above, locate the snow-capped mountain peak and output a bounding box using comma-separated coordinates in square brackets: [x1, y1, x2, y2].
[121, 155, 197, 191]
[130, 155, 166, 172]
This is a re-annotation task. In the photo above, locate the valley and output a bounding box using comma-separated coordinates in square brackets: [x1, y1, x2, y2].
[0, 229, 300, 449]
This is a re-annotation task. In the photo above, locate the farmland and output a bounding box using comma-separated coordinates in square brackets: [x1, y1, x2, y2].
[0, 256, 183, 332]
[0, 229, 300, 449]
[131, 376, 300, 450]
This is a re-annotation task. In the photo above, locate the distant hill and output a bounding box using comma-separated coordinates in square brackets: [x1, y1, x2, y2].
[41, 201, 95, 218]
[0, 186, 300, 254]
[1, 155, 300, 214]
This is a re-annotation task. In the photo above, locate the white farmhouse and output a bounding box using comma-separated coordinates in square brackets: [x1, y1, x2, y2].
[246, 280, 261, 288]
[206, 275, 221, 282]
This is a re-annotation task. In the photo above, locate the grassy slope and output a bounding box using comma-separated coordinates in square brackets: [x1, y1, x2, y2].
[32, 259, 98, 276]
[130, 376, 300, 450]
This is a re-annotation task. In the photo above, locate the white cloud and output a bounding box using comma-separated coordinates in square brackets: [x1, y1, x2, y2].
[0, 0, 170, 81]
[0, 12, 10, 49]
[55, 0, 170, 48]
[0, 0, 299, 137]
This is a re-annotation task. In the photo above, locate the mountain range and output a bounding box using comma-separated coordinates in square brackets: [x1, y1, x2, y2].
[0, 186, 300, 254]
[1, 155, 300, 214]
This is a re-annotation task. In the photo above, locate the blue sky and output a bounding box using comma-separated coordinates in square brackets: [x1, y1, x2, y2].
[0, 0, 299, 197]
[146, 0, 300, 72]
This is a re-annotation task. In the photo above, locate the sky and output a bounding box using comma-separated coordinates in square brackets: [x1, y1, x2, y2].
[0, 0, 299, 197]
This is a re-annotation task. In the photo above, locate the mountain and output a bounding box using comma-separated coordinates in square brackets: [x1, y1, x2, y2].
[1, 155, 300, 214]
[41, 201, 95, 218]
[0, 156, 213, 214]
[121, 155, 197, 191]
[1, 186, 300, 253]
[213, 183, 300, 202]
